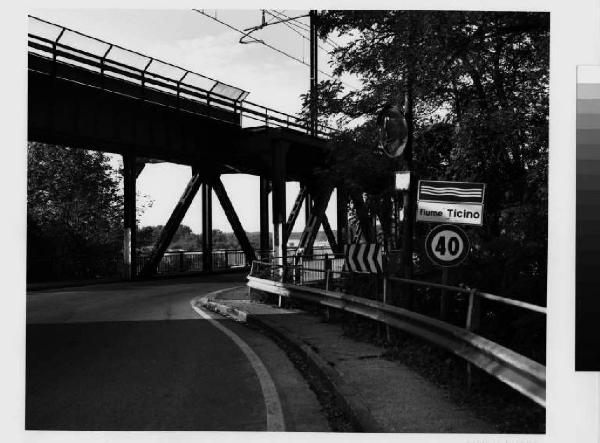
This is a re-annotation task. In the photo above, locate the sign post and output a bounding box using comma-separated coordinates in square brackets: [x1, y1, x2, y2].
[424, 224, 471, 319]
[417, 179, 484, 319]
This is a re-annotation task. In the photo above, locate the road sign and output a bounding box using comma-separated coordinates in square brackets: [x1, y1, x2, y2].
[395, 171, 411, 191]
[345, 243, 383, 274]
[416, 180, 485, 226]
[424, 224, 470, 267]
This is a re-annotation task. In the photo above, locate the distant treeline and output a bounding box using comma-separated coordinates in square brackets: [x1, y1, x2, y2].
[138, 224, 330, 252]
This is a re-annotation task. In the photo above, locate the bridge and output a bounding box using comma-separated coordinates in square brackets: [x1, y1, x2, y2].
[28, 16, 346, 281]
[26, 15, 546, 433]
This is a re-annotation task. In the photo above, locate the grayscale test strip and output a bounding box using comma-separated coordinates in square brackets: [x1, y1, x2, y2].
[576, 66, 600, 370]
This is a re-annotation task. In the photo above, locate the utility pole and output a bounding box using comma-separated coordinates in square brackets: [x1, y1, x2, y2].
[309, 9, 318, 136]
[304, 9, 318, 255]
[402, 12, 418, 307]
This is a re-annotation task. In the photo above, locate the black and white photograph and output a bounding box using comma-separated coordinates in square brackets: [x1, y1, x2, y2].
[24, 7, 549, 434]
[2, 1, 598, 442]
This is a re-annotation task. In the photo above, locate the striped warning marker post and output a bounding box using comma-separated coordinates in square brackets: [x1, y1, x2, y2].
[345, 244, 383, 274]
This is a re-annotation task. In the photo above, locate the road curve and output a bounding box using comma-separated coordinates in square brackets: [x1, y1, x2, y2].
[26, 274, 328, 431]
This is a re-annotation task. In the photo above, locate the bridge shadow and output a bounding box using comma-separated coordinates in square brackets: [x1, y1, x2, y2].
[26, 318, 265, 431]
[27, 271, 249, 293]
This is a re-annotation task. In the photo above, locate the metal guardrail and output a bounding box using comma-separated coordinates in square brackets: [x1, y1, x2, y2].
[27, 15, 335, 137]
[247, 261, 546, 407]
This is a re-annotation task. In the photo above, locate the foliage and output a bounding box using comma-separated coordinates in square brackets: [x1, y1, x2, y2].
[310, 11, 549, 305]
[27, 142, 124, 280]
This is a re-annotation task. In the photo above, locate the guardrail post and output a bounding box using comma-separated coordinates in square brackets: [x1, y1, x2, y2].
[324, 254, 332, 287]
[179, 251, 185, 273]
[466, 288, 481, 332]
[293, 255, 300, 284]
[323, 269, 334, 322]
[383, 277, 391, 342]
[278, 266, 283, 307]
[465, 288, 481, 389]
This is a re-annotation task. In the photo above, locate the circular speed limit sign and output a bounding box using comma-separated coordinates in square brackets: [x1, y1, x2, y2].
[424, 224, 470, 267]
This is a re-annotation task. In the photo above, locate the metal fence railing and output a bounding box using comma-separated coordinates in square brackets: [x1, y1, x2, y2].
[28, 15, 335, 137]
[27, 247, 337, 283]
[137, 249, 250, 275]
[247, 260, 546, 407]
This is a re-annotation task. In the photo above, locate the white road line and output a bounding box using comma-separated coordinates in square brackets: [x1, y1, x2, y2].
[190, 295, 286, 432]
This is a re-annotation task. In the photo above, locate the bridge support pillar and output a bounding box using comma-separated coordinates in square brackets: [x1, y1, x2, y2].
[259, 177, 270, 260]
[202, 182, 213, 272]
[271, 140, 288, 274]
[123, 153, 137, 280]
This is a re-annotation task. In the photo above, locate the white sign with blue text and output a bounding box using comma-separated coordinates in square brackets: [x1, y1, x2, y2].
[416, 180, 486, 226]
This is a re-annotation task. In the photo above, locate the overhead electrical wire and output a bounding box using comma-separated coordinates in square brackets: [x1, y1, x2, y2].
[194, 9, 359, 91]
[268, 10, 341, 50]
[264, 10, 338, 53]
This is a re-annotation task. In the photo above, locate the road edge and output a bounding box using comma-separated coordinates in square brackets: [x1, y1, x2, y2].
[190, 288, 285, 432]
[194, 287, 384, 433]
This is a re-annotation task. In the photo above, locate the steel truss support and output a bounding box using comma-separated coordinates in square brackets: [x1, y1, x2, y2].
[141, 168, 203, 277]
[212, 177, 256, 264]
[202, 182, 213, 272]
[321, 213, 340, 253]
[298, 185, 334, 254]
[123, 153, 137, 280]
[284, 184, 308, 244]
[304, 191, 313, 225]
[259, 177, 270, 260]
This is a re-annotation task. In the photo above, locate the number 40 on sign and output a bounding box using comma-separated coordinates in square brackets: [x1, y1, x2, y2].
[424, 224, 470, 267]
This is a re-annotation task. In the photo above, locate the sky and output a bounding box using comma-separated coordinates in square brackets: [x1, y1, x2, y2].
[29, 9, 358, 234]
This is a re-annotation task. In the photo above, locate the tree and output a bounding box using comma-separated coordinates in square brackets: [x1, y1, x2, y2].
[311, 11, 549, 304]
[27, 143, 124, 280]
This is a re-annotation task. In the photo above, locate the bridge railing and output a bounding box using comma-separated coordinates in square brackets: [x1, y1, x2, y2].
[137, 249, 250, 275]
[247, 260, 546, 407]
[28, 15, 334, 136]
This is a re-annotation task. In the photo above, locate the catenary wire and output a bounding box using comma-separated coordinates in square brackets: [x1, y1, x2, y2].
[194, 9, 358, 91]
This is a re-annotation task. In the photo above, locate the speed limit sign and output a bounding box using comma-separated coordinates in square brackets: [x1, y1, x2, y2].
[424, 224, 470, 267]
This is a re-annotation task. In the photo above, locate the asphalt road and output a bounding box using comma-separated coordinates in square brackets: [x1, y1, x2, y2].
[26, 273, 329, 431]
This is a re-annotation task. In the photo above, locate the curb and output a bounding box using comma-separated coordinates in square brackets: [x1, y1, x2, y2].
[195, 289, 384, 433]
